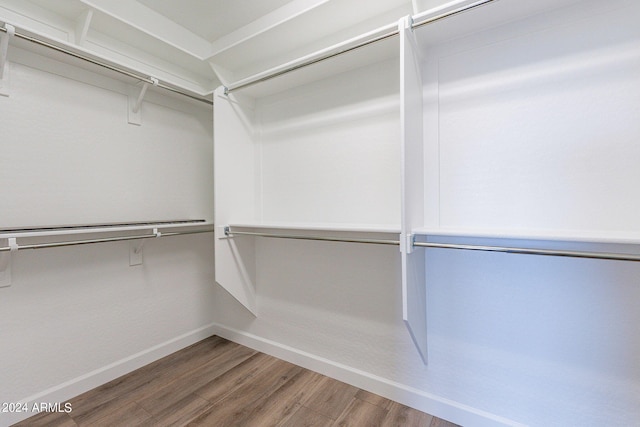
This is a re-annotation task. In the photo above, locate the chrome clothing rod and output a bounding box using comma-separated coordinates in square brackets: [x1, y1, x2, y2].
[0, 229, 212, 252]
[224, 0, 496, 93]
[225, 227, 640, 261]
[414, 241, 640, 262]
[0, 24, 213, 105]
[224, 229, 400, 246]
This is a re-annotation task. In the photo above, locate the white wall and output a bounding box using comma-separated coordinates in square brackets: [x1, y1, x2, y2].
[0, 47, 215, 426]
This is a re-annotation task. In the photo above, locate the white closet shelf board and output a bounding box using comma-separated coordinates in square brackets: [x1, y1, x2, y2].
[0, 220, 214, 239]
[208, 0, 410, 83]
[226, 28, 399, 99]
[222, 223, 401, 247]
[414, 227, 640, 246]
[0, 7, 216, 96]
[411, 0, 585, 48]
[410, 0, 640, 242]
[227, 222, 400, 234]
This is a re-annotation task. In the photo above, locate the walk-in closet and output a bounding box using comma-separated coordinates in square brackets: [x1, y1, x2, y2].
[1, 0, 639, 426]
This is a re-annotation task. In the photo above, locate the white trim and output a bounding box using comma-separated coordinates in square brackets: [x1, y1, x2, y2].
[214, 323, 526, 427]
[3, 323, 218, 427]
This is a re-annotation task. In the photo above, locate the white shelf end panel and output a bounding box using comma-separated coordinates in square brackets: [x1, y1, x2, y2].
[400, 16, 427, 364]
[213, 86, 258, 315]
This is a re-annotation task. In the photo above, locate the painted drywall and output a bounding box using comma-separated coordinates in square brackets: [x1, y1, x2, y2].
[0, 48, 215, 426]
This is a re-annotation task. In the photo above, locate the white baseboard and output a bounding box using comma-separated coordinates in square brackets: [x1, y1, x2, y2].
[213, 323, 526, 427]
[3, 323, 218, 427]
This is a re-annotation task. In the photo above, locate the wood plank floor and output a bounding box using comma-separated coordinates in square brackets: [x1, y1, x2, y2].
[14, 336, 460, 427]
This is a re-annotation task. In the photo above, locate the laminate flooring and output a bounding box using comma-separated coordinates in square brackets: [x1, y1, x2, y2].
[14, 336, 460, 427]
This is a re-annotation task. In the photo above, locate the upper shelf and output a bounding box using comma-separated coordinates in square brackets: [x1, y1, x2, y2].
[0, 1, 216, 97]
[210, 0, 411, 85]
[226, 23, 399, 99]
[0, 0, 418, 99]
[411, 0, 591, 48]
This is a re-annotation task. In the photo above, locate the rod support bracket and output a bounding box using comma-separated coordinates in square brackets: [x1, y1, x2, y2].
[129, 227, 161, 266]
[128, 77, 158, 125]
[0, 23, 15, 96]
[216, 225, 233, 240]
[400, 233, 416, 254]
[0, 238, 18, 287]
[129, 240, 144, 266]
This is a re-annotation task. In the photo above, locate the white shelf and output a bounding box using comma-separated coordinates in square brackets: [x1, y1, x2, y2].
[211, 0, 409, 89]
[0, 2, 216, 96]
[0, 220, 213, 239]
[229, 222, 400, 235]
[226, 21, 399, 99]
[413, 227, 640, 246]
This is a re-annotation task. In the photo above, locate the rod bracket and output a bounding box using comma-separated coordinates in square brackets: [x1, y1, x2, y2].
[129, 240, 144, 266]
[216, 225, 233, 239]
[0, 238, 18, 287]
[128, 77, 158, 125]
[130, 226, 161, 266]
[75, 9, 93, 46]
[0, 23, 15, 97]
[400, 233, 416, 254]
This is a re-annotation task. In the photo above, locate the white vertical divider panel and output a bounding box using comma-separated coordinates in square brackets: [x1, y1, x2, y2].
[213, 86, 258, 315]
[400, 17, 428, 364]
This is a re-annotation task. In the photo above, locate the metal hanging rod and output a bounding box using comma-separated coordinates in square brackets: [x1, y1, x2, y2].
[224, 229, 400, 246]
[224, 0, 496, 94]
[0, 228, 213, 253]
[225, 24, 399, 94]
[224, 228, 640, 261]
[414, 241, 640, 262]
[0, 24, 213, 106]
[0, 219, 206, 234]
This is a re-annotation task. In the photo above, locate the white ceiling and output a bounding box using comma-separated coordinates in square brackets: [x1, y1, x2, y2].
[0, 0, 434, 96]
